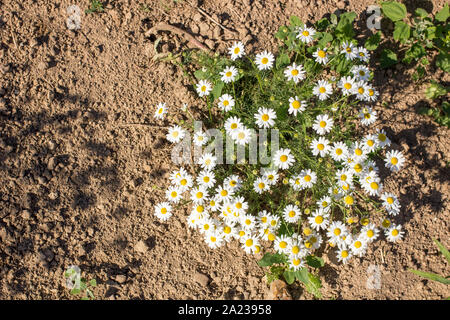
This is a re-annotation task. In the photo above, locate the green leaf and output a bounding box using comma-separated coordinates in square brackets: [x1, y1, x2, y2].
[258, 253, 285, 267]
[435, 3, 449, 23]
[194, 69, 208, 80]
[276, 53, 290, 69]
[294, 268, 309, 284]
[305, 273, 323, 299]
[336, 12, 356, 38]
[211, 81, 224, 100]
[381, 1, 407, 21]
[317, 32, 333, 47]
[436, 52, 450, 73]
[403, 43, 426, 64]
[70, 288, 81, 295]
[410, 269, 450, 284]
[393, 21, 410, 42]
[275, 25, 289, 40]
[283, 270, 296, 285]
[81, 296, 90, 300]
[306, 255, 325, 268]
[330, 14, 338, 25]
[425, 82, 447, 100]
[365, 31, 381, 50]
[434, 239, 450, 264]
[415, 8, 429, 19]
[315, 18, 330, 31]
[380, 49, 398, 68]
[289, 15, 303, 27]
[89, 279, 97, 287]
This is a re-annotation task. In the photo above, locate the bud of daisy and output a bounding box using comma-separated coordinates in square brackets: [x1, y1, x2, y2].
[270, 95, 275, 101]
[295, 200, 300, 206]
[304, 208, 311, 215]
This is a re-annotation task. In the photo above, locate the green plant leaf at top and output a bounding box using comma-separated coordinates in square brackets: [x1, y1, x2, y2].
[211, 81, 224, 100]
[283, 270, 296, 285]
[410, 269, 450, 285]
[380, 49, 398, 68]
[425, 82, 447, 100]
[294, 268, 309, 284]
[258, 252, 285, 267]
[306, 255, 325, 268]
[434, 239, 450, 264]
[381, 1, 407, 21]
[289, 15, 303, 27]
[305, 273, 323, 299]
[415, 8, 429, 19]
[435, 3, 449, 23]
[393, 21, 410, 42]
[436, 52, 450, 73]
[365, 31, 381, 50]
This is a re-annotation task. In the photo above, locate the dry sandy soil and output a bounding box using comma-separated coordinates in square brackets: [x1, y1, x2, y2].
[0, 0, 449, 300]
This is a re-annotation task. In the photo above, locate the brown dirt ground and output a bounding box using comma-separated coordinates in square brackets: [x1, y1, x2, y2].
[0, 0, 449, 300]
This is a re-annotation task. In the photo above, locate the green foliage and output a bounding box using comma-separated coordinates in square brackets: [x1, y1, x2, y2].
[86, 0, 104, 14]
[381, 1, 407, 21]
[64, 267, 97, 300]
[365, 31, 381, 50]
[419, 82, 450, 127]
[380, 49, 398, 68]
[409, 239, 450, 287]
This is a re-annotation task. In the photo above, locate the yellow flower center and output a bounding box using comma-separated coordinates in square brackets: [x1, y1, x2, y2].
[378, 133, 386, 141]
[223, 100, 229, 106]
[161, 208, 167, 214]
[336, 148, 343, 155]
[318, 50, 326, 58]
[261, 57, 269, 64]
[234, 47, 240, 54]
[317, 143, 325, 150]
[354, 241, 362, 248]
[268, 233, 276, 241]
[382, 219, 391, 228]
[354, 163, 363, 172]
[303, 228, 312, 236]
[315, 216, 324, 224]
[391, 229, 399, 236]
[304, 175, 311, 182]
[289, 211, 296, 218]
[292, 246, 300, 255]
[370, 182, 379, 190]
[220, 190, 228, 197]
[171, 191, 177, 198]
[341, 174, 347, 181]
[180, 179, 187, 186]
[231, 123, 238, 129]
[391, 157, 398, 165]
[387, 197, 394, 204]
[203, 176, 209, 183]
[279, 241, 287, 249]
[238, 132, 245, 140]
[196, 205, 204, 213]
[367, 140, 374, 147]
[235, 202, 242, 209]
[319, 120, 326, 128]
[355, 148, 363, 156]
[358, 87, 364, 94]
[226, 71, 232, 77]
[158, 108, 163, 114]
[201, 85, 206, 92]
[230, 180, 237, 187]
[367, 230, 374, 238]
[196, 192, 203, 199]
[280, 155, 288, 162]
[291, 69, 299, 76]
[344, 83, 352, 90]
[302, 30, 310, 36]
[341, 250, 349, 258]
[205, 159, 211, 165]
[319, 87, 326, 93]
[258, 182, 265, 189]
[344, 195, 354, 205]
[322, 201, 328, 207]
[261, 114, 269, 121]
[172, 131, 179, 138]
[334, 228, 341, 236]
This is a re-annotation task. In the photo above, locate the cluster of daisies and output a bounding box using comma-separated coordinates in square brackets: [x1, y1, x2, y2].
[153, 23, 407, 268]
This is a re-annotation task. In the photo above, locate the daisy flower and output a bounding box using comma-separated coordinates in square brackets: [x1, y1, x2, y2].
[154, 202, 172, 221]
[196, 79, 212, 97]
[330, 141, 349, 162]
[263, 170, 279, 185]
[350, 141, 368, 162]
[288, 96, 306, 116]
[233, 196, 249, 216]
[186, 211, 201, 229]
[290, 174, 304, 191]
[375, 129, 391, 148]
[228, 41, 245, 60]
[220, 66, 238, 83]
[193, 131, 209, 146]
[255, 51, 275, 70]
[166, 186, 183, 203]
[381, 192, 401, 215]
[218, 94, 235, 112]
[197, 170, 216, 189]
[208, 196, 221, 212]
[335, 169, 353, 187]
[308, 208, 330, 231]
[204, 230, 224, 249]
[224, 175, 242, 191]
[297, 26, 316, 43]
[174, 172, 193, 192]
[274, 235, 291, 254]
[299, 169, 317, 189]
[169, 167, 187, 184]
[198, 152, 217, 171]
[351, 65, 371, 81]
[350, 237, 368, 257]
[288, 255, 305, 271]
[343, 194, 355, 207]
[317, 195, 332, 212]
[337, 247, 352, 264]
[356, 46, 370, 62]
[190, 186, 209, 204]
[313, 48, 329, 64]
[304, 233, 322, 250]
[327, 221, 348, 242]
[224, 116, 243, 136]
[384, 150, 405, 172]
[253, 177, 270, 194]
[361, 223, 379, 243]
[283, 204, 302, 223]
[257, 210, 271, 227]
[232, 126, 253, 145]
[215, 185, 234, 203]
[154, 102, 167, 120]
[310, 137, 330, 157]
[338, 76, 356, 95]
[312, 114, 334, 135]
[284, 63, 306, 83]
[359, 106, 377, 127]
[267, 215, 280, 231]
[362, 172, 383, 197]
[198, 216, 215, 235]
[329, 186, 344, 200]
[166, 125, 185, 143]
[366, 87, 379, 102]
[240, 214, 258, 231]
[354, 80, 370, 101]
[273, 148, 295, 170]
[313, 80, 333, 100]
[362, 134, 378, 153]
[221, 223, 239, 242]
[385, 224, 404, 243]
[241, 235, 260, 254]
[341, 40, 357, 60]
[254, 107, 277, 128]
